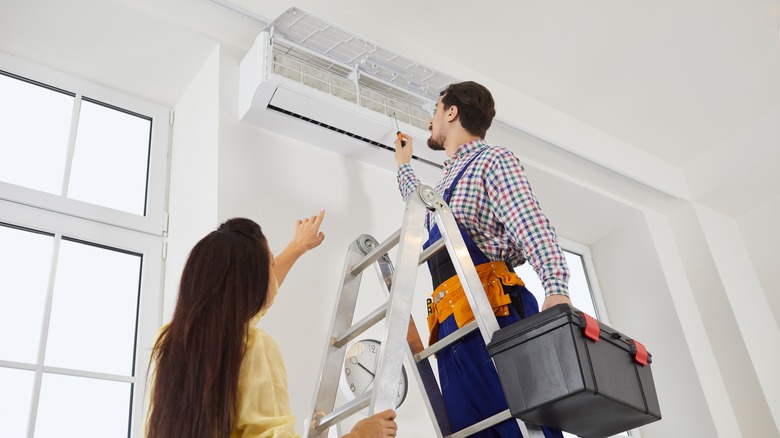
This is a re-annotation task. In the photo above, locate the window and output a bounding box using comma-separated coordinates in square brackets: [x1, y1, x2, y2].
[0, 54, 167, 438]
[515, 246, 599, 318]
[0, 223, 144, 437]
[0, 73, 73, 195]
[0, 59, 169, 235]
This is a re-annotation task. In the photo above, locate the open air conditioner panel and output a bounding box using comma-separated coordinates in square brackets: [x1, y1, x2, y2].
[239, 8, 456, 182]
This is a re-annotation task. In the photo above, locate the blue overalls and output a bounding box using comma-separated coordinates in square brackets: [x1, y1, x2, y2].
[423, 148, 563, 438]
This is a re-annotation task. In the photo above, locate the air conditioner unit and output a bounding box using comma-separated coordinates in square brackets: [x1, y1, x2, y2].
[238, 8, 457, 182]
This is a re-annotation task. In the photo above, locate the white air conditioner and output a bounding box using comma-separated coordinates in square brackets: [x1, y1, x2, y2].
[238, 8, 456, 182]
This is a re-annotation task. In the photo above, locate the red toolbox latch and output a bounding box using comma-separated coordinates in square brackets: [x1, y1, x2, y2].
[581, 312, 601, 342]
[632, 339, 649, 366]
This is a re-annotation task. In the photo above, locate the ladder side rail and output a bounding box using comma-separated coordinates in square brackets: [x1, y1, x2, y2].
[305, 241, 371, 437]
[371, 240, 451, 438]
[403, 317, 452, 438]
[430, 194, 500, 343]
[370, 189, 429, 414]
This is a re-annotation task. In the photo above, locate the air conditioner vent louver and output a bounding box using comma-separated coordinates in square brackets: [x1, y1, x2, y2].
[239, 7, 455, 181]
[267, 104, 441, 169]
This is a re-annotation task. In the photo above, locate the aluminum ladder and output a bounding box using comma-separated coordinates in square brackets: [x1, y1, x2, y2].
[304, 184, 545, 438]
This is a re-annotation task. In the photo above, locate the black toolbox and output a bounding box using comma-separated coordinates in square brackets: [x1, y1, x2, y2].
[487, 304, 661, 438]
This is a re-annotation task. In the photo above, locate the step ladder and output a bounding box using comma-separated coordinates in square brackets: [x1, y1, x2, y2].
[304, 185, 546, 438]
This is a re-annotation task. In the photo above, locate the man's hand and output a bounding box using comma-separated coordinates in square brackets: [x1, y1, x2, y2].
[394, 133, 413, 168]
[345, 409, 398, 437]
[541, 293, 572, 311]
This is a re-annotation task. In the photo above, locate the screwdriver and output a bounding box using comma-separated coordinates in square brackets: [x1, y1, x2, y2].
[393, 113, 406, 147]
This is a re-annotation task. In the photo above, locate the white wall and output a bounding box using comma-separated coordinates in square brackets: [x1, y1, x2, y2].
[590, 212, 721, 438]
[692, 204, 780, 429]
[163, 44, 222, 322]
[738, 194, 780, 328]
[666, 204, 780, 436]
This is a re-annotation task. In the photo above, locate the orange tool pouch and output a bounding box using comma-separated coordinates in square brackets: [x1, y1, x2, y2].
[426, 261, 525, 346]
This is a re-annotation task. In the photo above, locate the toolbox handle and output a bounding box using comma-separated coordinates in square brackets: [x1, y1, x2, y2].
[579, 312, 601, 342]
[576, 310, 653, 365]
[629, 339, 650, 366]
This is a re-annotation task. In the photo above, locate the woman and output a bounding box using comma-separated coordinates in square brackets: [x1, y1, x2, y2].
[146, 210, 397, 437]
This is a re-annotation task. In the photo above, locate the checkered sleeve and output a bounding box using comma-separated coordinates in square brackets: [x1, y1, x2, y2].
[397, 163, 421, 202]
[484, 148, 569, 297]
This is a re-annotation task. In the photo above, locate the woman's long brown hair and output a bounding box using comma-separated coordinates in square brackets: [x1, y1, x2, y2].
[146, 218, 270, 438]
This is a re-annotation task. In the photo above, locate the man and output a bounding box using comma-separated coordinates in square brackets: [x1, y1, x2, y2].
[394, 81, 570, 437]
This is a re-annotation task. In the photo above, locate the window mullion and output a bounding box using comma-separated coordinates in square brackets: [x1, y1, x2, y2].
[60, 93, 82, 198]
[26, 232, 61, 438]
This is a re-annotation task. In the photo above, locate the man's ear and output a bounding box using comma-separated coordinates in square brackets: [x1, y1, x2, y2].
[445, 105, 459, 122]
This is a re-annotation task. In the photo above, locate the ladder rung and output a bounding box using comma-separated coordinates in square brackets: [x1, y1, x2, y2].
[446, 409, 512, 438]
[314, 392, 372, 431]
[332, 303, 388, 348]
[414, 320, 479, 362]
[418, 236, 445, 265]
[349, 229, 401, 276]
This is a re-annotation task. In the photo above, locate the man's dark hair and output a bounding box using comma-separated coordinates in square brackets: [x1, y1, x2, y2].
[440, 81, 496, 138]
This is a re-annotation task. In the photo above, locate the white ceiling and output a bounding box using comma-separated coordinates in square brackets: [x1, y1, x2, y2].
[1, 0, 779, 218]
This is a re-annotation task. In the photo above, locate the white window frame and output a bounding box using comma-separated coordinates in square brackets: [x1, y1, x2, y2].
[0, 51, 168, 438]
[0, 200, 163, 438]
[556, 237, 610, 322]
[0, 52, 170, 236]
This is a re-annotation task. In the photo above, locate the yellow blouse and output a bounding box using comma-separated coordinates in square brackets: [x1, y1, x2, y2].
[147, 314, 299, 437]
[232, 324, 299, 438]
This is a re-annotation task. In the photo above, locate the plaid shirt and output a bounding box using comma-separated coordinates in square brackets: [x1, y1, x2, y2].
[397, 139, 569, 297]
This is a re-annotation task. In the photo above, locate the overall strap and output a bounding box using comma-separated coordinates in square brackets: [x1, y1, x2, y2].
[443, 146, 489, 203]
[427, 146, 490, 231]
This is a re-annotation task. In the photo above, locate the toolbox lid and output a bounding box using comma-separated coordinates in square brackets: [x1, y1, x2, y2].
[488, 304, 652, 365]
[488, 304, 577, 354]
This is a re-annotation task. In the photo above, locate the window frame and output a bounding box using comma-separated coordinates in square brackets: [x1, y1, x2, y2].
[0, 50, 168, 438]
[0, 199, 163, 438]
[0, 52, 170, 236]
[556, 237, 610, 323]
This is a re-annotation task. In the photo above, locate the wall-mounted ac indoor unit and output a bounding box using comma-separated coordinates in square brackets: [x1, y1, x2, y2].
[239, 7, 456, 182]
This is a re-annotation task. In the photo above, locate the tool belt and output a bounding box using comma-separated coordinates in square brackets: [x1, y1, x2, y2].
[426, 261, 525, 346]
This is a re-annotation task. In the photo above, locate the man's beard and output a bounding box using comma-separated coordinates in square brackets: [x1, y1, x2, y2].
[427, 132, 445, 151]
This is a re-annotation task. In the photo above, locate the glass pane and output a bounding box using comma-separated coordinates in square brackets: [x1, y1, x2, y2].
[0, 367, 34, 437]
[45, 239, 141, 375]
[35, 373, 131, 438]
[563, 251, 597, 317]
[68, 99, 151, 215]
[0, 224, 54, 363]
[0, 73, 73, 194]
[515, 250, 597, 317]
